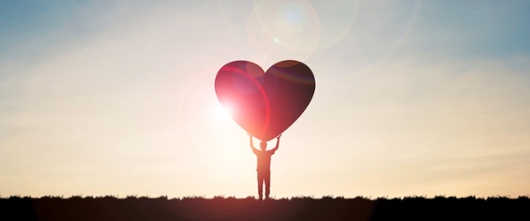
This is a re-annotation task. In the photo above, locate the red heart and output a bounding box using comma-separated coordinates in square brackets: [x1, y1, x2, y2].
[215, 60, 316, 141]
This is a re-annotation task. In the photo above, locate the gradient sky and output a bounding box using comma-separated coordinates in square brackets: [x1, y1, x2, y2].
[1, 0, 530, 198]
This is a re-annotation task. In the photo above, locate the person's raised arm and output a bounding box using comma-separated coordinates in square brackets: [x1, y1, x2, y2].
[249, 134, 258, 153]
[271, 134, 281, 152]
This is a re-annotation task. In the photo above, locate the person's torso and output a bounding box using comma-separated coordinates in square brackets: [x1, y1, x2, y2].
[256, 151, 273, 171]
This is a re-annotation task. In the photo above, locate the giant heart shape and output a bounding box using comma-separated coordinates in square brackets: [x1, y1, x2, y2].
[215, 60, 315, 141]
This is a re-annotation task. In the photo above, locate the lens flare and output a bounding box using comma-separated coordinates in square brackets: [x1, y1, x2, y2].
[247, 0, 321, 62]
[216, 0, 361, 65]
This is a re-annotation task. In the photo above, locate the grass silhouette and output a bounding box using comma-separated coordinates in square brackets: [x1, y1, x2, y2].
[1, 195, 529, 221]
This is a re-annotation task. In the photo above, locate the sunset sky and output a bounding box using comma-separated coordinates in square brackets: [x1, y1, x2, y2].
[1, 0, 530, 198]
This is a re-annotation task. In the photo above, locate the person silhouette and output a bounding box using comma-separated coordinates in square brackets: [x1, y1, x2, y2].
[249, 134, 281, 200]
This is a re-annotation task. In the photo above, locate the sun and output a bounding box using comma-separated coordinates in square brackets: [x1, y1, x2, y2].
[220, 104, 232, 117]
[214, 103, 233, 122]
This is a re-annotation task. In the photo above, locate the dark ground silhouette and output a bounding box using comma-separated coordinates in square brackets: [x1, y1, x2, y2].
[1, 195, 529, 221]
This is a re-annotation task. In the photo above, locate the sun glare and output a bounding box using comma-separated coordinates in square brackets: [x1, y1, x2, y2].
[215, 103, 233, 122]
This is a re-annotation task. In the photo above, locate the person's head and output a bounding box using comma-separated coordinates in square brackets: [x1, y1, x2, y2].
[260, 141, 267, 151]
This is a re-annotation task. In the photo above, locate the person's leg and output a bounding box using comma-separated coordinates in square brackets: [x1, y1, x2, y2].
[257, 172, 263, 200]
[264, 171, 271, 199]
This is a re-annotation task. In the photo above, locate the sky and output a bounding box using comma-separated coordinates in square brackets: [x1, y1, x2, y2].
[1, 0, 530, 198]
